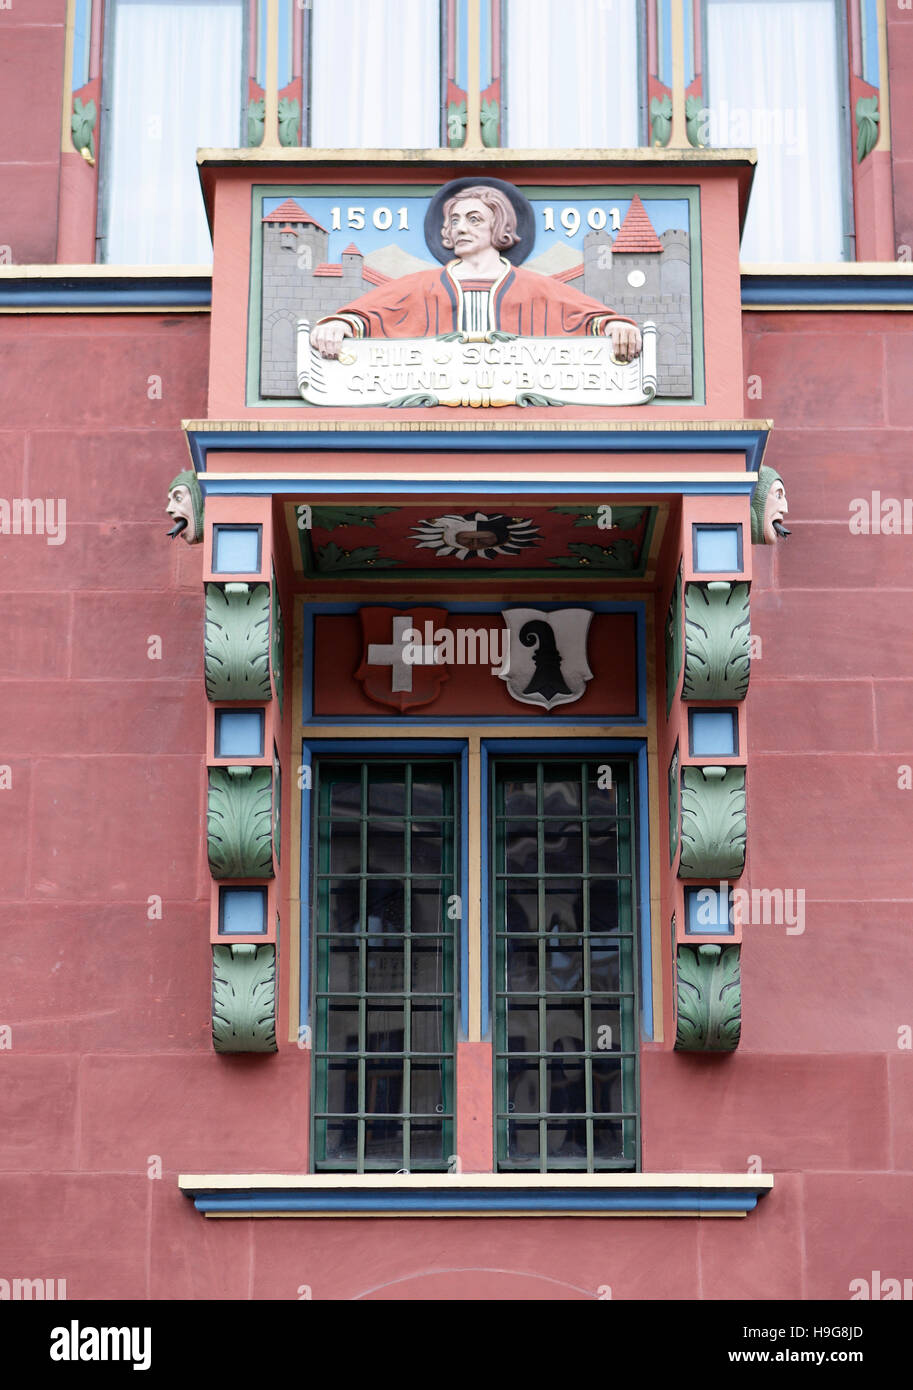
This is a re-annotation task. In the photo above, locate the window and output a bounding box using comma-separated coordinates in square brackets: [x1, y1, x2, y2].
[504, 0, 642, 147]
[703, 0, 851, 261]
[492, 759, 639, 1171]
[311, 760, 458, 1172]
[309, 0, 442, 148]
[101, 0, 245, 264]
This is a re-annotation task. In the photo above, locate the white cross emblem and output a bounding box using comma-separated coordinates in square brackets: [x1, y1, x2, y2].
[367, 615, 439, 692]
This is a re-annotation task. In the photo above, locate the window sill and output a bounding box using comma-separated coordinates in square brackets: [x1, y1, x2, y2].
[741, 263, 913, 309]
[178, 1172, 773, 1218]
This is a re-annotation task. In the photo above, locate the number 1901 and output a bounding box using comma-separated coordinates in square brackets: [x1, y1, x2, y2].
[542, 206, 622, 237]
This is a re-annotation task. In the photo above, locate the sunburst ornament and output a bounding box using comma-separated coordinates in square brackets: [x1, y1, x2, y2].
[410, 512, 541, 561]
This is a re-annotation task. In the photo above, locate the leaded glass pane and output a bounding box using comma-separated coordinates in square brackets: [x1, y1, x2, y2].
[494, 759, 638, 1172]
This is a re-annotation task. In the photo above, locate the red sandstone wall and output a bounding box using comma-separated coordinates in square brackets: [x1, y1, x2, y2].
[0, 0, 67, 265]
[1, 308, 911, 1300]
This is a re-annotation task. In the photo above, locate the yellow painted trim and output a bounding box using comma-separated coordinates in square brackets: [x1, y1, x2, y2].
[287, 599, 305, 1044]
[184, 417, 772, 435]
[465, 0, 483, 151]
[203, 473, 757, 489]
[467, 733, 482, 1040]
[644, 600, 663, 1042]
[0, 306, 212, 316]
[197, 146, 758, 167]
[61, 0, 76, 152]
[669, 0, 688, 150]
[0, 265, 212, 279]
[179, 1171, 774, 1191]
[876, 0, 891, 154]
[299, 725, 648, 740]
[264, 0, 280, 147]
[740, 262, 913, 276]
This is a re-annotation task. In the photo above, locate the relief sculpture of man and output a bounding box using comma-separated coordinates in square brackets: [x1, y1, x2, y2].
[310, 181, 643, 363]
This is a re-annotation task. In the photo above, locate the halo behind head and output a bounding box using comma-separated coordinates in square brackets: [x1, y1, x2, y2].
[424, 176, 536, 265]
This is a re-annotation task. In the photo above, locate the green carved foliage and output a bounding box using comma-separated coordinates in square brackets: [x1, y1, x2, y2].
[205, 583, 272, 701]
[278, 97, 301, 146]
[685, 95, 705, 148]
[447, 100, 467, 147]
[480, 99, 500, 148]
[683, 581, 750, 701]
[675, 944, 741, 1052]
[665, 564, 683, 715]
[650, 93, 672, 147]
[856, 95, 879, 163]
[71, 96, 97, 158]
[247, 97, 265, 148]
[679, 766, 747, 880]
[212, 944, 277, 1053]
[208, 767, 274, 879]
[271, 578, 284, 714]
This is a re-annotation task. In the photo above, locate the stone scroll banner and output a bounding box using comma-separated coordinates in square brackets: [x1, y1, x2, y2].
[296, 321, 657, 408]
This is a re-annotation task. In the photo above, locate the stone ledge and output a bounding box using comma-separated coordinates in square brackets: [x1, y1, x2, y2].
[178, 1171, 774, 1218]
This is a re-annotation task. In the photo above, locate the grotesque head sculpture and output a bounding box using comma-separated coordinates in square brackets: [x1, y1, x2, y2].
[166, 470, 204, 544]
[750, 465, 790, 544]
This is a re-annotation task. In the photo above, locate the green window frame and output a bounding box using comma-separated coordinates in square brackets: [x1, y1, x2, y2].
[311, 758, 458, 1172]
[492, 758, 639, 1172]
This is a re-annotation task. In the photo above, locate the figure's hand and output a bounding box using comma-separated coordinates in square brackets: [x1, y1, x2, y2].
[310, 319, 352, 359]
[609, 321, 642, 363]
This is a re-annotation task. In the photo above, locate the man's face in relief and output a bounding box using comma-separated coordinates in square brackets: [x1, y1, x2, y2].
[447, 198, 496, 260]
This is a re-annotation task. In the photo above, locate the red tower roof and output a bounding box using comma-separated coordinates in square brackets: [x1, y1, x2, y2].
[341, 243, 362, 256]
[612, 195, 663, 254]
[262, 199, 327, 231]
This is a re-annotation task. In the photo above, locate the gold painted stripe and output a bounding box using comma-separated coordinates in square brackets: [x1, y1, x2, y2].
[669, 0, 688, 150]
[876, 0, 891, 153]
[740, 261, 913, 275]
[61, 0, 76, 152]
[465, 0, 483, 151]
[467, 733, 482, 1040]
[0, 306, 211, 316]
[196, 146, 758, 165]
[0, 264, 212, 279]
[644, 601, 663, 1043]
[287, 599, 305, 1043]
[299, 725, 648, 740]
[264, 0, 280, 147]
[202, 472, 758, 486]
[185, 417, 773, 434]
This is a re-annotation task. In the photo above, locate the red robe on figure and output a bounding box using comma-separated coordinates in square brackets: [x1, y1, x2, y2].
[317, 257, 638, 340]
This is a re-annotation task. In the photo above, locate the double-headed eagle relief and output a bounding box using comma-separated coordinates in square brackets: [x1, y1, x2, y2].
[257, 176, 696, 407]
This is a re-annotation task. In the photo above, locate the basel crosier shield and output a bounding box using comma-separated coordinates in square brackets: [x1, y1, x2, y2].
[499, 608, 594, 711]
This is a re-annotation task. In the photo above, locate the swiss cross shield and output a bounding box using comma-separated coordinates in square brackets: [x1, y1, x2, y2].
[499, 608, 594, 711]
[354, 607, 450, 712]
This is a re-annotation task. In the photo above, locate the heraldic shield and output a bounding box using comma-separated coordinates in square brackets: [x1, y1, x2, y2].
[499, 608, 594, 711]
[354, 607, 449, 712]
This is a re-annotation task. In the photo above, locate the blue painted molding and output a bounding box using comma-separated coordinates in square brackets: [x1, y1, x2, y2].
[0, 276, 212, 309]
[741, 274, 913, 308]
[6, 270, 911, 313]
[187, 426, 769, 476]
[182, 1184, 770, 1216]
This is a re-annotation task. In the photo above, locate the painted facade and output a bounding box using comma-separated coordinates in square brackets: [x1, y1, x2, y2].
[1, 0, 913, 1309]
